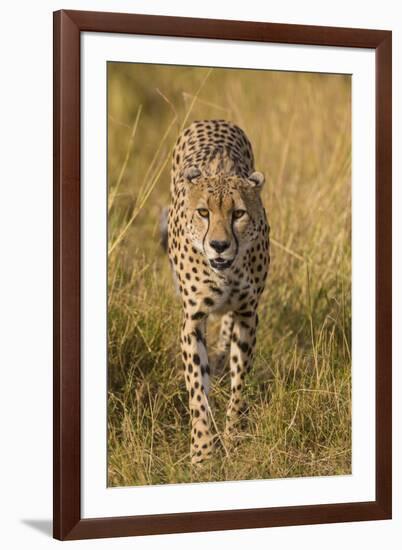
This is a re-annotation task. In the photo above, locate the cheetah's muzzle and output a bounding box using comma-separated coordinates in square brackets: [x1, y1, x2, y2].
[210, 258, 233, 271]
[167, 119, 270, 465]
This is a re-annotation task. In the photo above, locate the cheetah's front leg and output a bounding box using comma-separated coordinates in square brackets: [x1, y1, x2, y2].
[181, 318, 214, 464]
[212, 312, 234, 375]
[225, 311, 258, 440]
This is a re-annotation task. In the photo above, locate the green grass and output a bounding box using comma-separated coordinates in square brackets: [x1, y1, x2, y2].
[107, 63, 352, 486]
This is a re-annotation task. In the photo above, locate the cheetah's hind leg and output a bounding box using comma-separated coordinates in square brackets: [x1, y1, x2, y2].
[159, 206, 169, 251]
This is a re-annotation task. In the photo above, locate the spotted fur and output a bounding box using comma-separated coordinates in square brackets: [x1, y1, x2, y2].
[167, 120, 270, 464]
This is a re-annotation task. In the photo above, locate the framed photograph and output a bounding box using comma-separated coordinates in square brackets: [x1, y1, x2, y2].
[53, 10, 392, 540]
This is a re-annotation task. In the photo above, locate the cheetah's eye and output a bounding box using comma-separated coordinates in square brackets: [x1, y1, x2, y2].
[197, 208, 209, 218]
[233, 209, 246, 220]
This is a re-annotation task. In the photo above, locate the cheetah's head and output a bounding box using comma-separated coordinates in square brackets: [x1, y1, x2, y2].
[183, 167, 265, 272]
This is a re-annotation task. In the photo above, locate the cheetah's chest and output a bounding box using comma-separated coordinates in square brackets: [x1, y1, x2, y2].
[176, 246, 264, 316]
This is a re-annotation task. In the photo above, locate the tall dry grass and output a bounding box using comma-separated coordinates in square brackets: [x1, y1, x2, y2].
[107, 63, 351, 486]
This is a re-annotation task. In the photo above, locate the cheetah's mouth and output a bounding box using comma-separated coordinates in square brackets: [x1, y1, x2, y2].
[210, 258, 233, 271]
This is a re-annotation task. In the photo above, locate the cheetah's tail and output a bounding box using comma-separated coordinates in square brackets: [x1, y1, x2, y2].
[160, 206, 169, 252]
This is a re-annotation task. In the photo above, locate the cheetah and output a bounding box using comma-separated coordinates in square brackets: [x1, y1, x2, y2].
[167, 120, 270, 464]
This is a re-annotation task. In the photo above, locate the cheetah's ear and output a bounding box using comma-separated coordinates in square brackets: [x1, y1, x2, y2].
[183, 166, 201, 183]
[247, 171, 265, 189]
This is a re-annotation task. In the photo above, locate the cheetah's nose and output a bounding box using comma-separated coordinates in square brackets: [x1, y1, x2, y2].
[210, 240, 230, 253]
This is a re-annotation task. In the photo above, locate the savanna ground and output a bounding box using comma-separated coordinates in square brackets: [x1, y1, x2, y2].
[107, 63, 351, 487]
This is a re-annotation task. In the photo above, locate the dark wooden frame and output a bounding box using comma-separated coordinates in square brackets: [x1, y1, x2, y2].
[53, 9, 392, 541]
